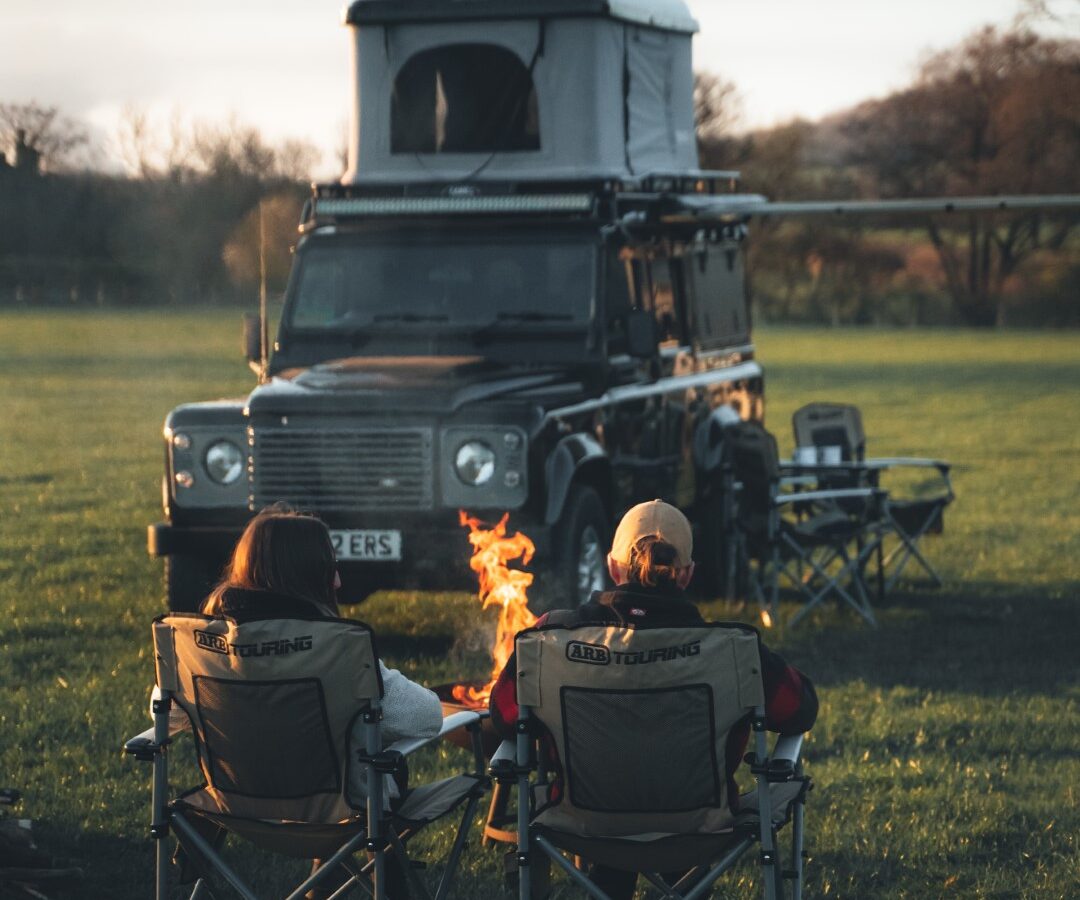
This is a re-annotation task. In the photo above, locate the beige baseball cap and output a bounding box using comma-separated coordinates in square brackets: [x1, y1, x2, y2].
[610, 499, 693, 568]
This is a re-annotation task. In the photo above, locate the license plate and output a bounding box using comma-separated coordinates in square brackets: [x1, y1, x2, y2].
[330, 530, 402, 561]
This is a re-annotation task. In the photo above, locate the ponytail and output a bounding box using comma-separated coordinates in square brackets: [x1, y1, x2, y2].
[626, 535, 681, 588]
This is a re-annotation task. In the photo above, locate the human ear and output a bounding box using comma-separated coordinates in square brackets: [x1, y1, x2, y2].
[607, 554, 625, 585]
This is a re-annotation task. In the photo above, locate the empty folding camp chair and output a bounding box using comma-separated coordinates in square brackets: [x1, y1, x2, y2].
[792, 402, 954, 590]
[492, 621, 811, 900]
[124, 613, 488, 900]
[791, 402, 865, 466]
[726, 421, 886, 627]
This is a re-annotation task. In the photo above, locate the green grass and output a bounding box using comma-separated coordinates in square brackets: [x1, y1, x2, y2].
[0, 311, 1077, 898]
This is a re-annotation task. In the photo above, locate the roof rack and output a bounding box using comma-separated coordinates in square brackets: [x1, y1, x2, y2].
[301, 172, 744, 228]
[637, 171, 741, 194]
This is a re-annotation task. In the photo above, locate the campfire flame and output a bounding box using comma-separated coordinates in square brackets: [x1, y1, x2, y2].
[452, 510, 538, 707]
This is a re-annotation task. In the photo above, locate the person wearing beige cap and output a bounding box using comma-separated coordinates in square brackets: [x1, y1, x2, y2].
[606, 498, 696, 591]
[489, 499, 819, 900]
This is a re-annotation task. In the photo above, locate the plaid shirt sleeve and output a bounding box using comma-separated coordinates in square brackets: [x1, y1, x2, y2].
[760, 643, 819, 735]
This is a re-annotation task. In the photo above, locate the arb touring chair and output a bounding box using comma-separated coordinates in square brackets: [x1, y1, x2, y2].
[124, 613, 488, 900]
[492, 621, 811, 900]
[792, 401, 955, 592]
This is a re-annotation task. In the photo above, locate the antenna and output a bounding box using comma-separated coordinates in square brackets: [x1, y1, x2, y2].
[258, 200, 269, 384]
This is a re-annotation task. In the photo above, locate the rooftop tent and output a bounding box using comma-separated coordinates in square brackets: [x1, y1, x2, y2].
[342, 0, 700, 183]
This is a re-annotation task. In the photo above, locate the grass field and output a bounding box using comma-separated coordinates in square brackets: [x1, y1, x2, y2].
[1, 310, 1078, 898]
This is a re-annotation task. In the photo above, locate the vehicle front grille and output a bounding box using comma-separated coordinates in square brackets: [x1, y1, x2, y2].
[251, 427, 434, 512]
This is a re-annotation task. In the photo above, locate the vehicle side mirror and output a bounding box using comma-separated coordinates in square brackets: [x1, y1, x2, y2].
[242, 314, 262, 366]
[626, 309, 657, 359]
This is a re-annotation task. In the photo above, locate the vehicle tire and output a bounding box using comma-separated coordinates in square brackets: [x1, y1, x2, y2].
[165, 554, 218, 612]
[534, 485, 611, 612]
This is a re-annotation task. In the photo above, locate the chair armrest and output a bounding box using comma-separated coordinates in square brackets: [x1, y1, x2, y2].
[772, 734, 804, 766]
[779, 475, 819, 488]
[864, 456, 950, 472]
[124, 726, 166, 761]
[765, 734, 805, 782]
[489, 739, 525, 782]
[384, 709, 487, 758]
[867, 456, 954, 498]
[775, 487, 878, 506]
[489, 739, 515, 770]
[781, 460, 866, 472]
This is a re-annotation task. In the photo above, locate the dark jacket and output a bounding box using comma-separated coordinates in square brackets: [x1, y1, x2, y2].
[489, 582, 819, 808]
[211, 587, 331, 623]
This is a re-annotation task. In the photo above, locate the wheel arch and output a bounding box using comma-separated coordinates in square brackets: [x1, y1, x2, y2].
[543, 433, 613, 526]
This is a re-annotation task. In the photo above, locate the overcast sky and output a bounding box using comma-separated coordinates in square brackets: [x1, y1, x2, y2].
[1, 0, 1075, 174]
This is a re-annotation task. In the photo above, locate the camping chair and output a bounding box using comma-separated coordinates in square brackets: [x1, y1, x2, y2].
[792, 402, 955, 590]
[727, 421, 887, 627]
[124, 613, 488, 900]
[491, 621, 811, 900]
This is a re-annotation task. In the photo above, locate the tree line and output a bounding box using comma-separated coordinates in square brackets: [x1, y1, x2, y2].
[1, 24, 1077, 325]
[697, 25, 1080, 327]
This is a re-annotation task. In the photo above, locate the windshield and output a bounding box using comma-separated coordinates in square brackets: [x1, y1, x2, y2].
[289, 232, 596, 330]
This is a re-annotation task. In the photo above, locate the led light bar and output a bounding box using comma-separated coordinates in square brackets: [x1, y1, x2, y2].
[315, 193, 595, 217]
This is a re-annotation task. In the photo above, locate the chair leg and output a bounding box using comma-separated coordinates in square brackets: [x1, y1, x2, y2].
[387, 828, 431, 900]
[790, 785, 806, 900]
[433, 793, 483, 900]
[680, 837, 754, 900]
[189, 879, 211, 900]
[882, 510, 943, 590]
[787, 539, 878, 628]
[172, 815, 259, 900]
[640, 871, 680, 898]
[532, 835, 612, 900]
[283, 829, 372, 900]
[155, 830, 170, 900]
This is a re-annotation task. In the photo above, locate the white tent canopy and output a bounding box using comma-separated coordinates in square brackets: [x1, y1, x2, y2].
[342, 0, 700, 183]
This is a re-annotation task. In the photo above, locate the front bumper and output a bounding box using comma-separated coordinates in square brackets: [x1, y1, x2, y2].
[148, 515, 553, 597]
[148, 523, 241, 558]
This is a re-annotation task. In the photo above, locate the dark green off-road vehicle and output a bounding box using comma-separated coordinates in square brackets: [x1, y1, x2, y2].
[148, 0, 764, 609]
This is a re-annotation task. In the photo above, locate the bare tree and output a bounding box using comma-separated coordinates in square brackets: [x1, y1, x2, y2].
[222, 193, 304, 294]
[694, 71, 741, 142]
[842, 27, 1080, 325]
[274, 139, 321, 182]
[0, 101, 89, 171]
[693, 72, 744, 170]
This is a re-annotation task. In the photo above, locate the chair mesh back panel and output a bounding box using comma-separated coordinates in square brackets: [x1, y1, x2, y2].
[792, 403, 865, 460]
[561, 686, 721, 813]
[808, 425, 855, 461]
[194, 676, 340, 799]
[518, 623, 764, 836]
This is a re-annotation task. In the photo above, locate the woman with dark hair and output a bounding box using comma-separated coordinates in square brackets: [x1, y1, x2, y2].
[489, 499, 819, 900]
[156, 505, 443, 749]
[201, 506, 341, 618]
[151, 506, 443, 897]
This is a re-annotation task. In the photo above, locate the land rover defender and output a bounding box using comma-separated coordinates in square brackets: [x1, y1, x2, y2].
[148, 0, 765, 610]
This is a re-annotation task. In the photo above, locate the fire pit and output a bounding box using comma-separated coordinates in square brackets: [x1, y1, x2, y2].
[434, 681, 502, 757]
[433, 511, 537, 846]
[440, 509, 538, 753]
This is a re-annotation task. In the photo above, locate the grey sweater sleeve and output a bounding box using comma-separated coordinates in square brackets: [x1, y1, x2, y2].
[378, 661, 443, 744]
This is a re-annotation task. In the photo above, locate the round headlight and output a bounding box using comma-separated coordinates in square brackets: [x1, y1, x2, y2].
[454, 441, 496, 486]
[205, 440, 244, 485]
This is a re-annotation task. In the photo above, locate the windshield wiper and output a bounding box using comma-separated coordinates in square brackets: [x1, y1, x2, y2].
[472, 312, 579, 344]
[372, 313, 450, 323]
[493, 312, 574, 323]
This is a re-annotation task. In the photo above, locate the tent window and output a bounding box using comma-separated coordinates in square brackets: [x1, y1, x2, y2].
[392, 44, 540, 154]
[646, 258, 686, 347]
